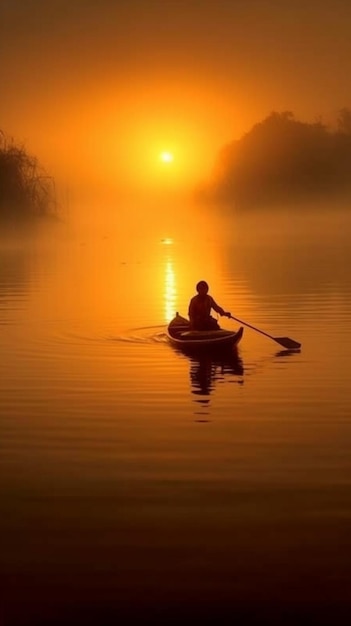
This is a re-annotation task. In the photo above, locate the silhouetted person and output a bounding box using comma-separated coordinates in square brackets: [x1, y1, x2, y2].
[188, 280, 231, 330]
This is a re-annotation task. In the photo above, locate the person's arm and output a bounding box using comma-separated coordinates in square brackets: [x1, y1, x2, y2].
[210, 296, 230, 317]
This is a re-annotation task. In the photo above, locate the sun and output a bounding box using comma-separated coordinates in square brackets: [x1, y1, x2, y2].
[159, 151, 174, 163]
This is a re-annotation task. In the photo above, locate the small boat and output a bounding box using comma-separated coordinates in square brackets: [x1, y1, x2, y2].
[167, 313, 244, 351]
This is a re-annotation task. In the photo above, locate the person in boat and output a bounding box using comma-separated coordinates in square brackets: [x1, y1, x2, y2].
[188, 281, 231, 331]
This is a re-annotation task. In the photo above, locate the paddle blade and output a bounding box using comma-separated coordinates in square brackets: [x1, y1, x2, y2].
[275, 337, 301, 350]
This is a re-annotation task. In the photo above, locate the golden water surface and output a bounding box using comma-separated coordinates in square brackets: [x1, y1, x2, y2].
[1, 207, 351, 625]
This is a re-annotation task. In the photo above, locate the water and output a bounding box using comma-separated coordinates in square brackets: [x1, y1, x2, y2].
[1, 208, 351, 625]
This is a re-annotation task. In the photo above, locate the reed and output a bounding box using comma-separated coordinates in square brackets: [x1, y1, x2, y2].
[0, 130, 57, 222]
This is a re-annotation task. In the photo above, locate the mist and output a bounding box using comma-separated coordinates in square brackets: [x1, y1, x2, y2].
[2, 0, 351, 214]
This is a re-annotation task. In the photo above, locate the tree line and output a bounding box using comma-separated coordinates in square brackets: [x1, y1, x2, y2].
[200, 109, 351, 208]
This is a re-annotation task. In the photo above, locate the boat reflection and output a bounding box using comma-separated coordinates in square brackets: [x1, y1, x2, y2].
[172, 344, 244, 417]
[189, 349, 244, 393]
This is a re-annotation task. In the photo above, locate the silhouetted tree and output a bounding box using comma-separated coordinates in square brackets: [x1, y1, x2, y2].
[0, 130, 57, 223]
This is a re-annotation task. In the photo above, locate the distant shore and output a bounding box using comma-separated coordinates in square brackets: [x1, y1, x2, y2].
[198, 110, 351, 209]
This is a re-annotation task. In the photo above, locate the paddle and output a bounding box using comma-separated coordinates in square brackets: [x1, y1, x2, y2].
[228, 314, 301, 350]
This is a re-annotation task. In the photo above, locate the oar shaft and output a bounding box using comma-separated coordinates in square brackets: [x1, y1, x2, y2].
[230, 315, 275, 341]
[230, 315, 301, 350]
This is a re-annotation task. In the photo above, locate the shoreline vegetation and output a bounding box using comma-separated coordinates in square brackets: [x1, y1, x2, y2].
[2, 108, 351, 227]
[197, 109, 351, 209]
[0, 130, 58, 226]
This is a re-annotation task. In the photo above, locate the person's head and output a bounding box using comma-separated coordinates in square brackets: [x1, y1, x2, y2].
[196, 280, 209, 295]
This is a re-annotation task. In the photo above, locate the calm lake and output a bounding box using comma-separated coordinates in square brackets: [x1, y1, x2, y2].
[1, 205, 351, 625]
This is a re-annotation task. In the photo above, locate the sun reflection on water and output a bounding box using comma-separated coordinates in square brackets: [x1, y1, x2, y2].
[164, 259, 177, 322]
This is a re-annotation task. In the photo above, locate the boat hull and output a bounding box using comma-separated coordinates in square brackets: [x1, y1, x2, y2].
[167, 313, 244, 351]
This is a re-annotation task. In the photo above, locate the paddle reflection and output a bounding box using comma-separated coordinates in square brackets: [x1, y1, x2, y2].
[275, 349, 302, 358]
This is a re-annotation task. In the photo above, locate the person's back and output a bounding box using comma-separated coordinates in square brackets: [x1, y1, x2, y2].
[188, 281, 231, 330]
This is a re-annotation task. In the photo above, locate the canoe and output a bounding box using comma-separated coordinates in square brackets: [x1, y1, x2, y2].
[167, 313, 244, 350]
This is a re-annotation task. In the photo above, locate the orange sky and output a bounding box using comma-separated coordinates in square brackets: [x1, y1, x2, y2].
[1, 0, 351, 194]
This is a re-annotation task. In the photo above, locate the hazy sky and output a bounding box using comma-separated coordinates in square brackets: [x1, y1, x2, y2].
[1, 0, 351, 192]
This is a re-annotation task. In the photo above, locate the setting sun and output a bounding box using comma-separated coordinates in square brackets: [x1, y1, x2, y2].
[160, 151, 174, 163]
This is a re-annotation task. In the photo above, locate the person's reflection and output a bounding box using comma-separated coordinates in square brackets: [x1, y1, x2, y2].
[189, 349, 244, 394]
[190, 355, 217, 396]
[171, 342, 244, 418]
[184, 348, 244, 419]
